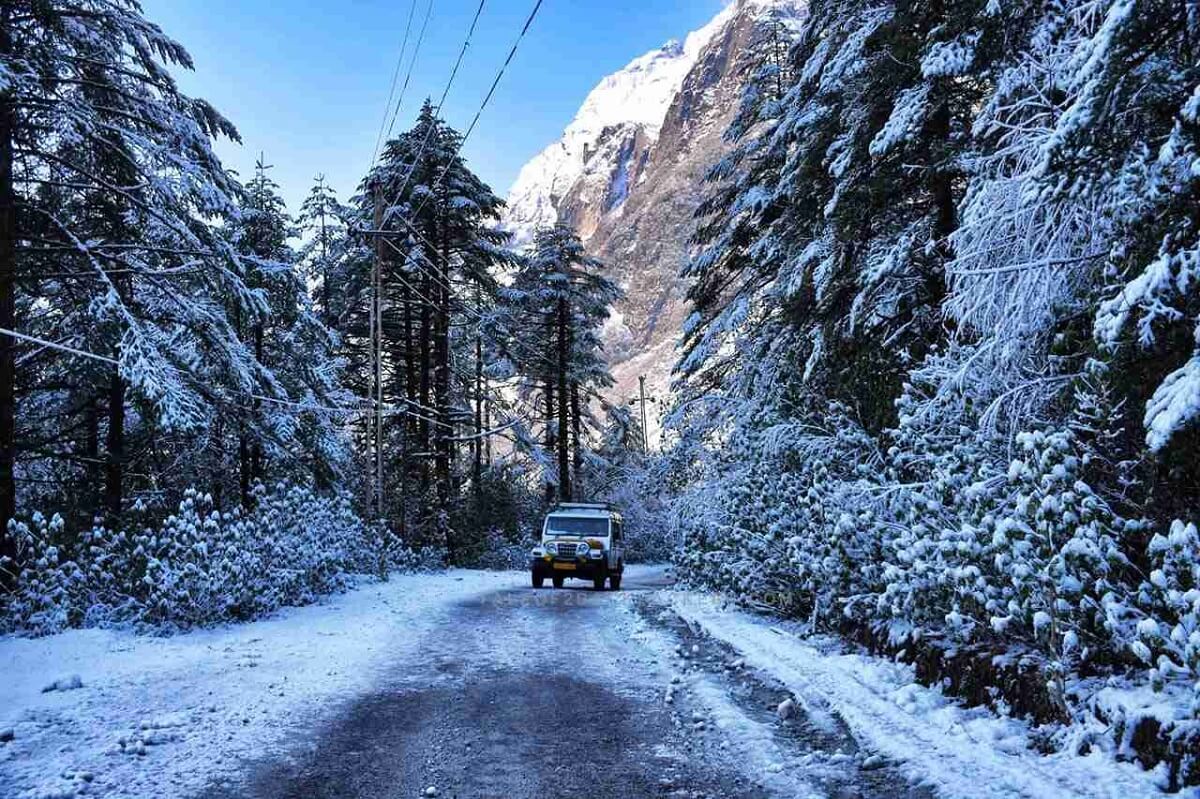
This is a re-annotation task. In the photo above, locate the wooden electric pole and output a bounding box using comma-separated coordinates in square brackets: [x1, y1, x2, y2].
[638, 375, 650, 454]
[370, 185, 385, 519]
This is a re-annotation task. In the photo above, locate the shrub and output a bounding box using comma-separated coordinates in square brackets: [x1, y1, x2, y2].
[1, 482, 427, 634]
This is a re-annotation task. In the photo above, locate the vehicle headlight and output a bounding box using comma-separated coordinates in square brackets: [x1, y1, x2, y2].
[577, 541, 591, 555]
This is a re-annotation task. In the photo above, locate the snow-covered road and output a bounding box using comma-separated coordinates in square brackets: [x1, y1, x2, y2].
[1, 567, 1169, 798]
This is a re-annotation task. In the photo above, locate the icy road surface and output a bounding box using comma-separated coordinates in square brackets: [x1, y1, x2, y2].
[2, 566, 1166, 798]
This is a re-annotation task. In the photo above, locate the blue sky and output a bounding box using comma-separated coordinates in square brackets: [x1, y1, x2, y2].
[147, 0, 727, 214]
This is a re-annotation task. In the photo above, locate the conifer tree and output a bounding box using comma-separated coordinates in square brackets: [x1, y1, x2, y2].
[345, 101, 513, 555]
[297, 175, 350, 327]
[0, 0, 273, 540]
[506, 224, 620, 503]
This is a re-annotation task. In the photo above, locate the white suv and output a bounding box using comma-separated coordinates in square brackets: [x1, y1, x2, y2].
[529, 503, 625, 590]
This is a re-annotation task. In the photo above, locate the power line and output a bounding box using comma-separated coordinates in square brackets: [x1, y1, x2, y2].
[368, 0, 421, 172]
[356, 0, 490, 515]
[0, 326, 456, 430]
[414, 0, 545, 217]
[384, 0, 436, 142]
[351, 0, 616, 454]
[375, 0, 489, 223]
[374, 228, 615, 417]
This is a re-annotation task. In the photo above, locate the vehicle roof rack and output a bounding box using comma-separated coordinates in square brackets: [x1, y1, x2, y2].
[552, 501, 617, 512]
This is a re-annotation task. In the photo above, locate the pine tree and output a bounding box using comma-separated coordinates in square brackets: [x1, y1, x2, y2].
[346, 101, 513, 556]
[690, 0, 998, 436]
[0, 0, 280, 540]
[506, 224, 620, 503]
[1069, 1, 1200, 466]
[0, 0, 358, 550]
[297, 175, 350, 327]
[224, 158, 348, 505]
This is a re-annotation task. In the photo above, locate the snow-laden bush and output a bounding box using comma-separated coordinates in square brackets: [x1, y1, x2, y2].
[880, 430, 1139, 667]
[675, 404, 889, 620]
[2, 513, 83, 635]
[1137, 520, 1200, 709]
[1, 483, 429, 634]
[673, 402, 1200, 715]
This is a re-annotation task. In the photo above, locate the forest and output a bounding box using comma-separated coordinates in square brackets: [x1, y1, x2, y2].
[1, 0, 1200, 791]
[0, 1, 650, 632]
[667, 0, 1200, 777]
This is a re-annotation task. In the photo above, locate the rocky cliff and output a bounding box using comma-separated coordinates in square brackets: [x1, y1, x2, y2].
[503, 0, 804, 434]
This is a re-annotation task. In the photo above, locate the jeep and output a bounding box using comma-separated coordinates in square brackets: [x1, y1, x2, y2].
[529, 503, 625, 591]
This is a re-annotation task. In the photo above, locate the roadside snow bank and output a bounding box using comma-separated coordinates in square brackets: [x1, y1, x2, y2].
[0, 569, 521, 799]
[669, 592, 1170, 799]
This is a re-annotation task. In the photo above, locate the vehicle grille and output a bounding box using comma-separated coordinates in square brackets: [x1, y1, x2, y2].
[553, 542, 581, 558]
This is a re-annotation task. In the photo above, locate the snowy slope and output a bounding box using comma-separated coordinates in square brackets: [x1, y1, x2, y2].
[503, 3, 739, 247]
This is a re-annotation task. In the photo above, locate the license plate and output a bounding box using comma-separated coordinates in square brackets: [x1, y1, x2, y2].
[552, 562, 576, 571]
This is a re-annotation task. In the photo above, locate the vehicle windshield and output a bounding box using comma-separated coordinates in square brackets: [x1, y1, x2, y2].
[544, 516, 609, 537]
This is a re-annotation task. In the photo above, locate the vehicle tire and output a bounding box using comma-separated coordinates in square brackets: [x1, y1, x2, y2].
[552, 576, 564, 589]
[532, 573, 544, 589]
[593, 575, 605, 591]
[609, 574, 622, 591]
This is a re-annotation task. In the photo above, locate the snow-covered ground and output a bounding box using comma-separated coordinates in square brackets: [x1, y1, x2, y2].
[668, 592, 1174, 799]
[0, 570, 524, 799]
[1, 567, 1176, 799]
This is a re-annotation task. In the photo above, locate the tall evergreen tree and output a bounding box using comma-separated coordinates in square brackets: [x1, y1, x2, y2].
[344, 101, 513, 556]
[0, 0, 279, 539]
[0, 1, 353, 550]
[220, 158, 348, 505]
[297, 175, 350, 327]
[506, 224, 620, 503]
[681, 0, 999, 446]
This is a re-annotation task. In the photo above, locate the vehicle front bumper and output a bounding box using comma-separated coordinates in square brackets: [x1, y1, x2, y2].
[530, 556, 608, 580]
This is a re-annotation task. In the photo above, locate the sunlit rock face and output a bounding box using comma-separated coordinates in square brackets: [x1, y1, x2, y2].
[503, 0, 804, 423]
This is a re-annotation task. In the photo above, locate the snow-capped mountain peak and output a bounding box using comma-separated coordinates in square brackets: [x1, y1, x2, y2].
[502, 0, 804, 413]
[503, 3, 742, 247]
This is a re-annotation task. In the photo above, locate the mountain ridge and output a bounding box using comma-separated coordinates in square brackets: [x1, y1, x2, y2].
[502, 0, 804, 431]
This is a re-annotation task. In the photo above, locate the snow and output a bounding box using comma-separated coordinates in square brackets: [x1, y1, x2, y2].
[667, 592, 1170, 799]
[0, 569, 524, 799]
[687, 676, 823, 798]
[502, 2, 740, 246]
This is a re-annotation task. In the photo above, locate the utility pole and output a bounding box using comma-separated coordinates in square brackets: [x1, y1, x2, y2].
[371, 185, 385, 519]
[638, 375, 650, 454]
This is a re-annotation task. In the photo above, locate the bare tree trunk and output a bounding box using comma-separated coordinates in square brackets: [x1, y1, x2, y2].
[103, 363, 126, 524]
[926, 0, 956, 296]
[232, 303, 251, 507]
[555, 298, 571, 502]
[251, 323, 265, 485]
[211, 417, 224, 510]
[370, 188, 384, 520]
[433, 206, 453, 559]
[571, 382, 583, 501]
[484, 396, 492, 468]
[418, 262, 432, 500]
[83, 394, 100, 523]
[544, 372, 555, 505]
[0, 2, 17, 562]
[473, 333, 483, 497]
[238, 427, 251, 507]
[399, 287, 417, 539]
[403, 291, 418, 443]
